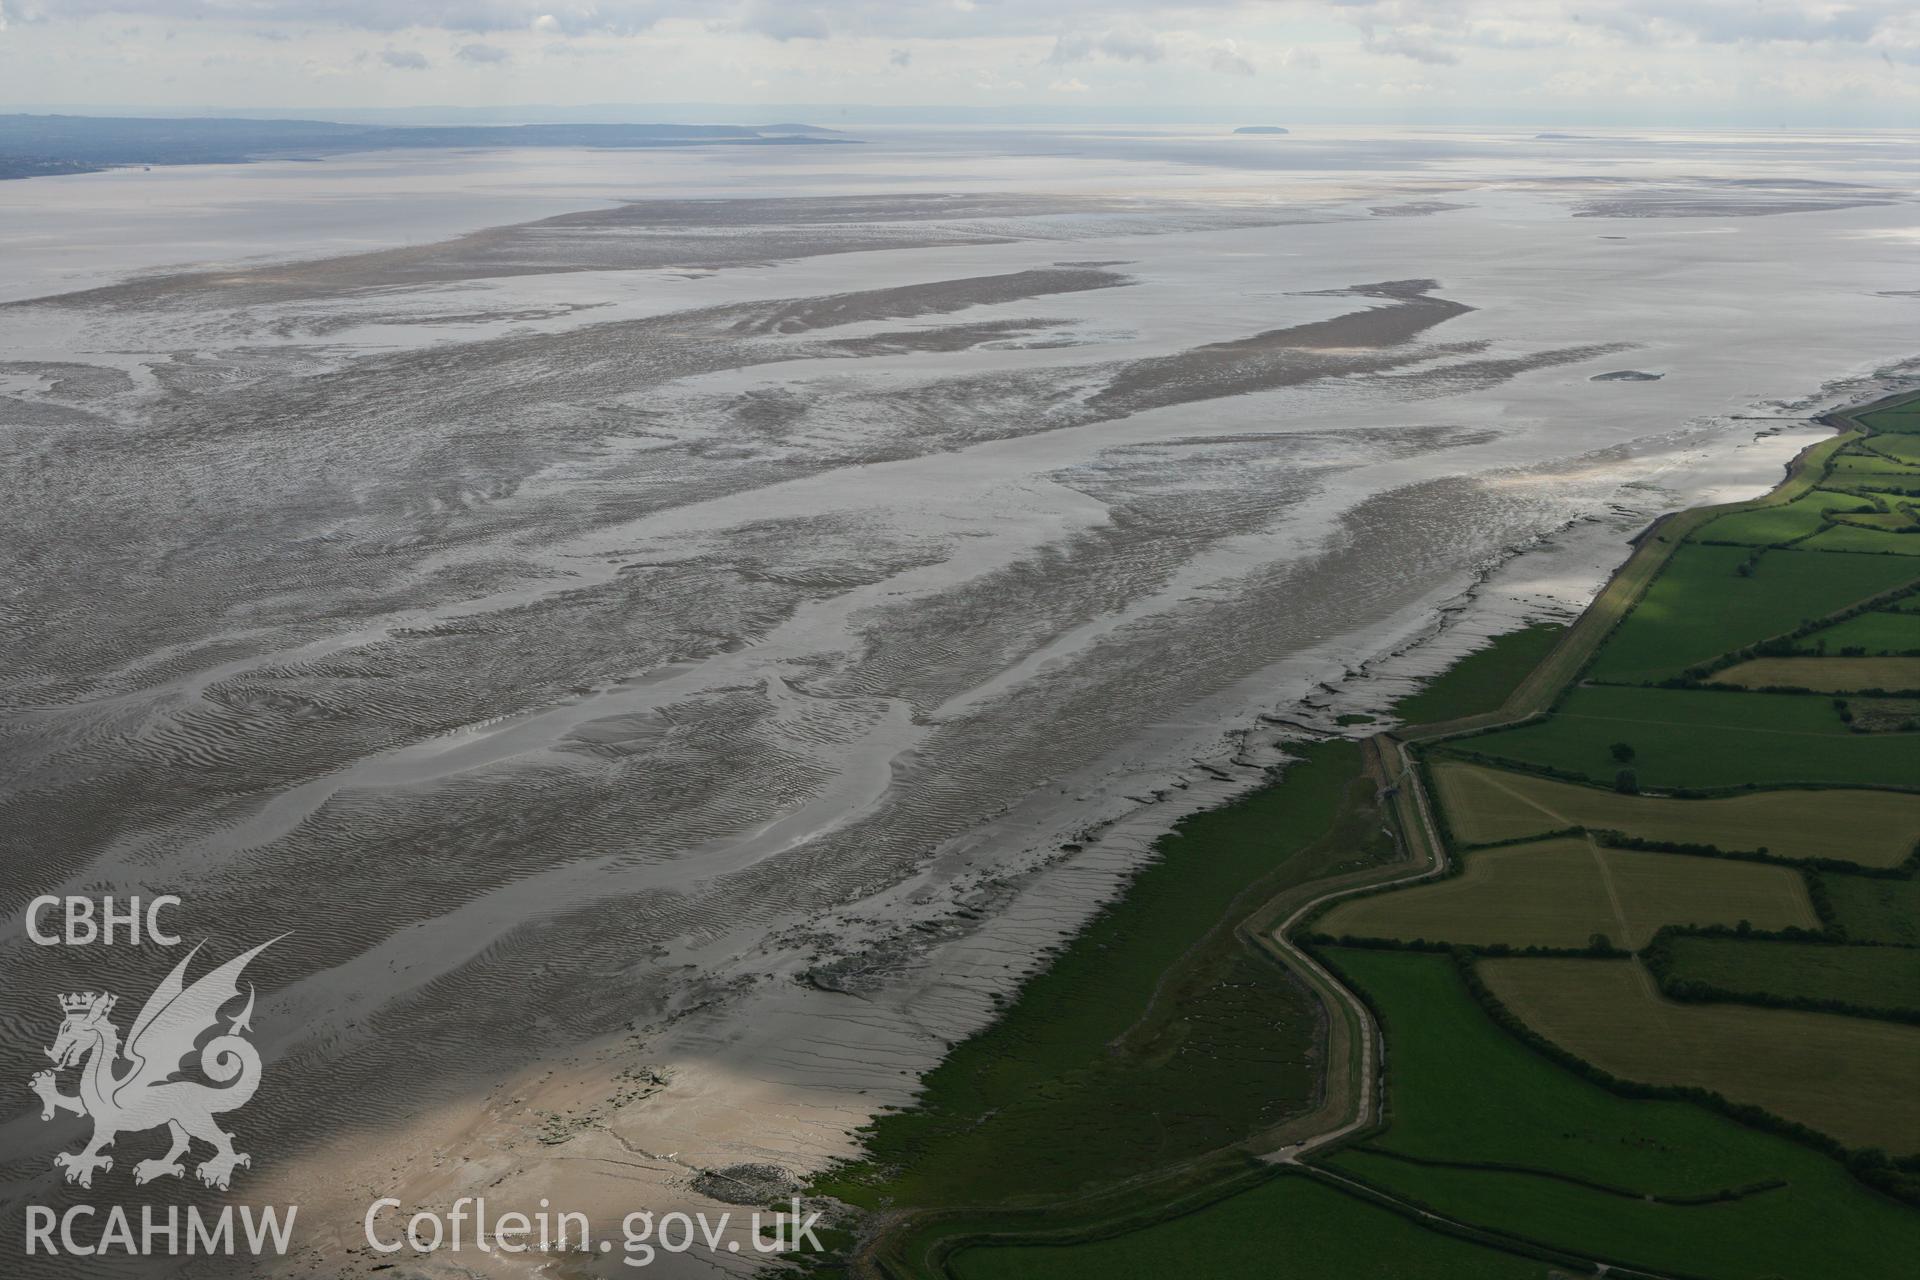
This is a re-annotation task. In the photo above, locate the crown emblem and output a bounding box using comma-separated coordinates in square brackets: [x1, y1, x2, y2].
[59, 992, 113, 1015]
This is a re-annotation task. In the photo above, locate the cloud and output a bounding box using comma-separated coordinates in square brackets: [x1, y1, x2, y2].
[889, 46, 911, 67]
[1046, 29, 1166, 65]
[1206, 41, 1256, 76]
[1361, 28, 1461, 65]
[455, 41, 509, 63]
[1278, 45, 1322, 70]
[1587, 0, 1903, 47]
[1048, 77, 1091, 92]
[738, 1, 829, 40]
[379, 47, 429, 69]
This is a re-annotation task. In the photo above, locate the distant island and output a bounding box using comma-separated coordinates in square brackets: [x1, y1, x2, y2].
[1233, 126, 1291, 135]
[0, 114, 854, 180]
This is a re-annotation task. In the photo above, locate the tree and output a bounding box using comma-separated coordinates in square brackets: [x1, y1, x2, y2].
[1609, 741, 1635, 763]
[1614, 769, 1639, 794]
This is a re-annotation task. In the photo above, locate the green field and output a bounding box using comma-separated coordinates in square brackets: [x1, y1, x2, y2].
[1861, 434, 1920, 464]
[947, 1173, 1559, 1280]
[1454, 684, 1920, 788]
[1861, 403, 1920, 434]
[1793, 608, 1920, 654]
[1827, 451, 1920, 482]
[1319, 948, 1920, 1278]
[1825, 874, 1920, 946]
[1391, 623, 1567, 726]
[1693, 489, 1874, 545]
[1802, 523, 1920, 555]
[1713, 655, 1920, 692]
[1482, 957, 1920, 1151]
[1429, 760, 1920, 865]
[1586, 545, 1918, 684]
[1317, 836, 1814, 949]
[1660, 935, 1920, 1016]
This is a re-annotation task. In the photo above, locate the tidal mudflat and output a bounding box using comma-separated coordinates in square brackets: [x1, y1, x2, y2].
[2, 126, 1917, 1273]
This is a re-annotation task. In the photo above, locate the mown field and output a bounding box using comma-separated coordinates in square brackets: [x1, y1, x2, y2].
[1480, 956, 1920, 1151]
[1317, 836, 1814, 949]
[947, 1172, 1559, 1280]
[1320, 948, 1920, 1279]
[1429, 759, 1920, 865]
[1584, 545, 1918, 684]
[1712, 655, 1920, 691]
[1453, 684, 1920, 788]
[1658, 935, 1920, 1016]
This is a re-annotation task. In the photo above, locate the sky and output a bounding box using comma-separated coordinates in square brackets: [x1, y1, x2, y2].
[0, 1, 1916, 126]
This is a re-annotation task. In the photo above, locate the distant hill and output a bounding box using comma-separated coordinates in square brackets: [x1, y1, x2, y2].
[0, 114, 854, 180]
[1233, 126, 1290, 135]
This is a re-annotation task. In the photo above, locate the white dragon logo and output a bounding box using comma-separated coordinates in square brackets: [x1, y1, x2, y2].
[29, 938, 278, 1191]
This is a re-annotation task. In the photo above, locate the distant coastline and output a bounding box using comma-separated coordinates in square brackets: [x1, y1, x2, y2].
[0, 113, 852, 180]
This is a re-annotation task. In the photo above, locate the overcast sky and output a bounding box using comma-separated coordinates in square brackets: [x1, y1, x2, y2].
[0, 1, 1915, 126]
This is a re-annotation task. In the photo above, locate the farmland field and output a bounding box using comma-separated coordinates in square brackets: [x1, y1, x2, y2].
[1480, 956, 1920, 1150]
[1429, 760, 1920, 865]
[1826, 452, 1920, 482]
[1825, 874, 1920, 946]
[1793, 608, 1920, 653]
[1802, 523, 1920, 555]
[1454, 684, 1920, 788]
[1693, 489, 1874, 545]
[1712, 655, 1920, 691]
[1317, 948, 1920, 1279]
[1586, 545, 1919, 684]
[1659, 935, 1920, 1015]
[1861, 403, 1920, 434]
[1317, 836, 1815, 949]
[1862, 434, 1920, 464]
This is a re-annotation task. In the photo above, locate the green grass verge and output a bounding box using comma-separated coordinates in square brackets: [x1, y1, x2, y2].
[1587, 545, 1920, 684]
[946, 1172, 1558, 1280]
[1319, 947, 1920, 1279]
[1391, 623, 1566, 727]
